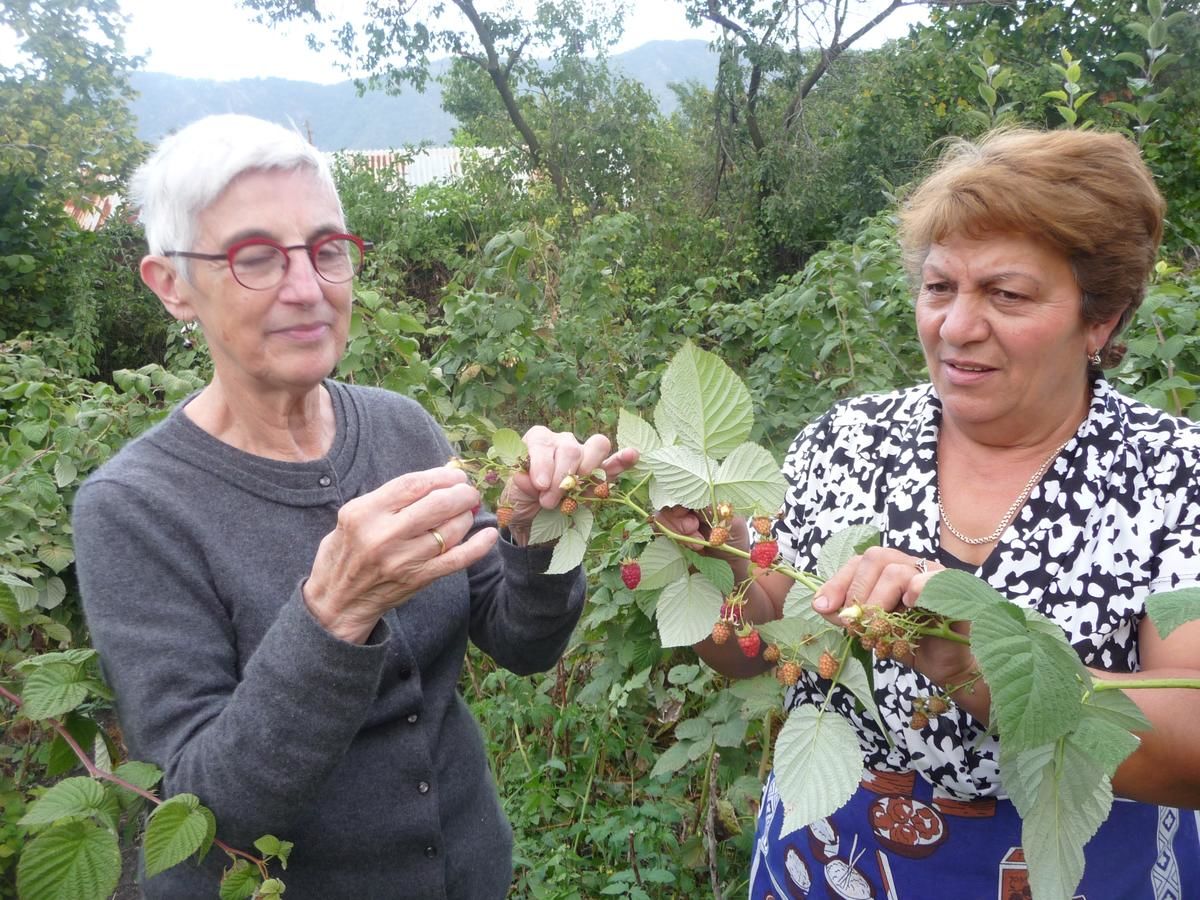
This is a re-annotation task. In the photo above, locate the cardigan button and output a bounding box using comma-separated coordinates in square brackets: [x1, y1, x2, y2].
[406, 713, 418, 724]
[318, 475, 331, 487]
[418, 781, 430, 794]
[424, 845, 437, 859]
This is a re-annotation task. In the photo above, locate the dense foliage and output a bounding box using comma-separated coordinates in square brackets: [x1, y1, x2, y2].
[3, 0, 1200, 897]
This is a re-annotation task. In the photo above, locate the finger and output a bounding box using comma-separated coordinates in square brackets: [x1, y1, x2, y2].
[813, 554, 862, 615]
[418, 527, 498, 579]
[369, 466, 470, 514]
[600, 446, 638, 478]
[521, 425, 558, 492]
[544, 439, 585, 508]
[575, 433, 613, 477]
[902, 560, 943, 607]
[393, 482, 481, 536]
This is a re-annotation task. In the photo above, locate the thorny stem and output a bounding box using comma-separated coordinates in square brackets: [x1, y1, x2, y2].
[1094, 678, 1200, 692]
[0, 683, 271, 878]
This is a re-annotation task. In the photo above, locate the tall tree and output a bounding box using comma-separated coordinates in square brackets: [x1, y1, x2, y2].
[241, 0, 627, 201]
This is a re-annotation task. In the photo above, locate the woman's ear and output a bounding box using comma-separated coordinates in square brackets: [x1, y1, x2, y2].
[140, 256, 195, 323]
[1088, 305, 1127, 355]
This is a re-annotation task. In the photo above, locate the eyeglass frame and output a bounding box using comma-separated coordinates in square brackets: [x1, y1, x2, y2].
[162, 232, 373, 290]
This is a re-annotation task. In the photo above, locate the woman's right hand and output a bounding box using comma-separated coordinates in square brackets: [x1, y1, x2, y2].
[655, 505, 750, 568]
[302, 466, 498, 643]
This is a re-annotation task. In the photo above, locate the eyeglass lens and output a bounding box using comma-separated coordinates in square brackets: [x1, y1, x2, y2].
[231, 238, 363, 289]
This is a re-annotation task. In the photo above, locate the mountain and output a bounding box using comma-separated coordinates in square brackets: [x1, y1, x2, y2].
[129, 40, 718, 151]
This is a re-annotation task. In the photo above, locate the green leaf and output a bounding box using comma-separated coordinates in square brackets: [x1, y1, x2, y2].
[0, 586, 22, 629]
[971, 604, 1083, 750]
[918, 569, 1005, 621]
[650, 739, 695, 779]
[654, 573, 724, 647]
[654, 341, 753, 460]
[667, 663, 700, 685]
[219, 859, 262, 900]
[781, 581, 819, 619]
[16, 820, 121, 900]
[257, 878, 285, 898]
[616, 408, 661, 478]
[529, 508, 569, 544]
[488, 428, 525, 465]
[713, 443, 787, 514]
[815, 525, 879, 581]
[15, 649, 98, 671]
[544, 523, 588, 575]
[20, 662, 92, 720]
[1069, 708, 1140, 778]
[36, 543, 74, 574]
[144, 794, 217, 878]
[644, 445, 716, 511]
[1082, 687, 1151, 734]
[727, 675, 785, 719]
[774, 705, 862, 836]
[1007, 739, 1112, 900]
[636, 537, 689, 591]
[111, 761, 163, 808]
[1145, 588, 1200, 639]
[20, 778, 120, 831]
[53, 456, 78, 488]
[834, 655, 888, 738]
[686, 551, 735, 595]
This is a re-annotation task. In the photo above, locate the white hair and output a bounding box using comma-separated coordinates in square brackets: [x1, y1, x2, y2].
[130, 114, 341, 258]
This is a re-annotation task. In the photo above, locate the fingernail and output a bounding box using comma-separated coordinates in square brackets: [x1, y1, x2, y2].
[814, 595, 830, 611]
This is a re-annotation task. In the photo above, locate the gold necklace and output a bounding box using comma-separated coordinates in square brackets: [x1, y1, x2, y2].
[937, 437, 1074, 546]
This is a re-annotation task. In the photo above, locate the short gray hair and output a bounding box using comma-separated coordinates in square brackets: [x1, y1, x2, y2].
[131, 114, 341, 258]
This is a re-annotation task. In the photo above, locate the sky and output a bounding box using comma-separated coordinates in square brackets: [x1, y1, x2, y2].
[111, 0, 927, 84]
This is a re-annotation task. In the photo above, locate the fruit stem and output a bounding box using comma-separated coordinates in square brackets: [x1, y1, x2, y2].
[1093, 678, 1200, 691]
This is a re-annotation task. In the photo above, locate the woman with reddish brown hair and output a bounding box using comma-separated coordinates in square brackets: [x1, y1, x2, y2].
[669, 128, 1200, 897]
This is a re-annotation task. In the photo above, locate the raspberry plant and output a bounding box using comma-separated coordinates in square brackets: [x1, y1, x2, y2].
[510, 340, 1200, 900]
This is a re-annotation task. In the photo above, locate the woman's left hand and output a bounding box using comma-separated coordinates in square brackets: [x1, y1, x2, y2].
[500, 426, 639, 539]
[814, 546, 974, 686]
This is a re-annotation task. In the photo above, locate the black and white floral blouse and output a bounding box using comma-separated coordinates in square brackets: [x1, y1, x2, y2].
[774, 378, 1200, 801]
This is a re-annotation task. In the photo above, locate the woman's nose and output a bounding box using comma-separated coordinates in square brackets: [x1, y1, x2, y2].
[938, 292, 990, 346]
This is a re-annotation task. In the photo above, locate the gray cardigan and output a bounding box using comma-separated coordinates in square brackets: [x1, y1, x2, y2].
[73, 381, 586, 899]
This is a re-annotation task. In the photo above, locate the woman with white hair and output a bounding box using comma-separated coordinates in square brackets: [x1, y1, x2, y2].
[73, 114, 635, 897]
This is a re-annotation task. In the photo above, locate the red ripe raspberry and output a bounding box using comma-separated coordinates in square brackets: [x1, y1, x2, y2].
[592, 482, 611, 499]
[560, 497, 578, 515]
[709, 526, 730, 547]
[909, 711, 930, 730]
[497, 506, 514, 528]
[620, 559, 641, 590]
[927, 695, 950, 716]
[762, 643, 780, 663]
[750, 540, 779, 568]
[751, 515, 773, 537]
[737, 629, 762, 658]
[711, 620, 734, 645]
[779, 661, 802, 686]
[817, 651, 839, 680]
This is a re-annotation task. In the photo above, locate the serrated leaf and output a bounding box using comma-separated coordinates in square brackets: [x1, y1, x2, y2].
[529, 508, 569, 544]
[667, 663, 700, 685]
[617, 408, 661, 478]
[1082, 687, 1151, 734]
[918, 569, 1006, 621]
[834, 655, 887, 738]
[972, 604, 1083, 750]
[257, 878, 285, 898]
[1015, 740, 1112, 900]
[41, 577, 67, 610]
[53, 457, 78, 488]
[0, 586, 20, 629]
[649, 739, 695, 779]
[815, 525, 879, 581]
[1145, 588, 1200, 639]
[219, 859, 261, 900]
[675, 716, 710, 741]
[758, 617, 821, 653]
[727, 675, 786, 719]
[112, 761, 163, 808]
[685, 551, 735, 595]
[544, 526, 588, 575]
[16, 819, 121, 900]
[713, 443, 787, 514]
[654, 341, 753, 460]
[488, 428, 525, 465]
[1069, 709, 1140, 778]
[774, 705, 862, 835]
[20, 662, 92, 719]
[781, 581, 819, 619]
[654, 573, 724, 647]
[645, 446, 716, 511]
[36, 543, 74, 574]
[636, 537, 688, 591]
[20, 777, 120, 831]
[143, 794, 217, 878]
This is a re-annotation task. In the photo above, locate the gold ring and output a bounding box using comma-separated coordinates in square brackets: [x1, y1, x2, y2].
[430, 529, 447, 555]
[914, 558, 927, 574]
